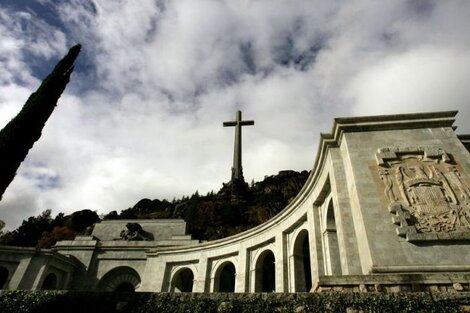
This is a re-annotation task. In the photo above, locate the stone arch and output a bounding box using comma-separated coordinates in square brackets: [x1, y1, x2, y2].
[293, 229, 312, 291]
[114, 281, 135, 292]
[213, 261, 236, 292]
[322, 198, 341, 275]
[254, 249, 276, 292]
[97, 266, 141, 292]
[171, 267, 194, 292]
[0, 267, 9, 289]
[41, 273, 58, 290]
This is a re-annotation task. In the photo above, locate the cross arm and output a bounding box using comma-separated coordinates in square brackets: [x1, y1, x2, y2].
[223, 121, 237, 127]
[240, 121, 254, 126]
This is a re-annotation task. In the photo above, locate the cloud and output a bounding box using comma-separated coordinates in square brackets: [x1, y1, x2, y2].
[347, 47, 470, 126]
[56, 0, 331, 99]
[1, 0, 470, 230]
[0, 7, 67, 80]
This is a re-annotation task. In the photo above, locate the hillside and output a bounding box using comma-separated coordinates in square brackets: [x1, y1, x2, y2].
[0, 170, 309, 247]
[105, 170, 309, 240]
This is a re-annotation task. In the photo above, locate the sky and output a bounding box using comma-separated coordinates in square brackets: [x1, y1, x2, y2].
[1, 0, 470, 230]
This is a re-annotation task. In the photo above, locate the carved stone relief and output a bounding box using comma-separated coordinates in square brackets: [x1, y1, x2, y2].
[376, 146, 470, 241]
[120, 223, 153, 241]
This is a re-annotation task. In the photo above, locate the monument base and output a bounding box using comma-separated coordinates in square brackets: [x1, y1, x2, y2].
[217, 178, 252, 204]
[314, 273, 470, 293]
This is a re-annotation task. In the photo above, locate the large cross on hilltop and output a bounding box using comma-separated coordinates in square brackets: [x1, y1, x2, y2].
[223, 110, 254, 182]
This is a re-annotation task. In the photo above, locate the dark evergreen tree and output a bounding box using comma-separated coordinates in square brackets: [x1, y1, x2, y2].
[0, 210, 53, 247]
[0, 44, 81, 200]
[66, 209, 100, 233]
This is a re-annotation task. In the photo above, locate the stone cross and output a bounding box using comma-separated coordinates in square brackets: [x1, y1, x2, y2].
[223, 110, 254, 181]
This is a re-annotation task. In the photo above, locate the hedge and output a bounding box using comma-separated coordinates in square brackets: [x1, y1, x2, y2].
[0, 291, 467, 313]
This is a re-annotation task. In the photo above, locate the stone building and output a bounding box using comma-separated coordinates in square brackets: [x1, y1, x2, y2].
[1, 111, 470, 293]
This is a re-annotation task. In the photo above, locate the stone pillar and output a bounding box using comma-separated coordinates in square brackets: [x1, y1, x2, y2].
[329, 149, 362, 274]
[323, 229, 341, 275]
[194, 256, 208, 292]
[140, 258, 167, 291]
[8, 257, 32, 290]
[54, 237, 99, 290]
[275, 233, 287, 292]
[249, 250, 257, 292]
[236, 247, 249, 292]
[15, 254, 51, 290]
[31, 262, 49, 290]
[287, 246, 295, 292]
[308, 201, 324, 287]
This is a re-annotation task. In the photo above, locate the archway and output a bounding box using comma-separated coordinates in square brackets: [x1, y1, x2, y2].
[115, 282, 135, 292]
[97, 266, 141, 292]
[293, 229, 312, 291]
[41, 273, 58, 290]
[171, 268, 194, 292]
[0, 267, 9, 289]
[323, 199, 341, 275]
[214, 262, 236, 292]
[255, 250, 275, 292]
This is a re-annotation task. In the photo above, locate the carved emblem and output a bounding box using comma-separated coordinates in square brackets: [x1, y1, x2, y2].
[376, 146, 470, 241]
[120, 223, 152, 241]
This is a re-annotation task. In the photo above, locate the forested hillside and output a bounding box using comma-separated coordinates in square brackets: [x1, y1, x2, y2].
[0, 170, 309, 247]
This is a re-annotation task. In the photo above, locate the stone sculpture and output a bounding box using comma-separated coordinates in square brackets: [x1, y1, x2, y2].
[120, 223, 151, 241]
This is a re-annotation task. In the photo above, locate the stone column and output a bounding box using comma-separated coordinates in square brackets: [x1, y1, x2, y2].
[31, 261, 49, 290]
[308, 201, 325, 286]
[322, 229, 342, 275]
[140, 257, 167, 291]
[8, 257, 32, 290]
[194, 256, 208, 292]
[275, 233, 287, 292]
[329, 149, 362, 274]
[235, 247, 249, 292]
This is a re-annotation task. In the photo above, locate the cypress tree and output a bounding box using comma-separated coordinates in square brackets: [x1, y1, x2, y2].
[0, 44, 81, 200]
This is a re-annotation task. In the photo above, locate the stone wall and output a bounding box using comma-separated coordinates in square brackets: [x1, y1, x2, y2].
[0, 246, 79, 290]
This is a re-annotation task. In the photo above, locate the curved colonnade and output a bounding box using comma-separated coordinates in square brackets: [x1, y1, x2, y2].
[95, 111, 469, 293]
[4, 111, 468, 293]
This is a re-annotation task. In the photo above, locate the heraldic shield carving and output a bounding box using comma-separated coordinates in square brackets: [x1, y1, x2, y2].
[376, 146, 470, 241]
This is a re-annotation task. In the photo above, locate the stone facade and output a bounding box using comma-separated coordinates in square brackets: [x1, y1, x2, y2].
[0, 246, 78, 290]
[1, 111, 470, 293]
